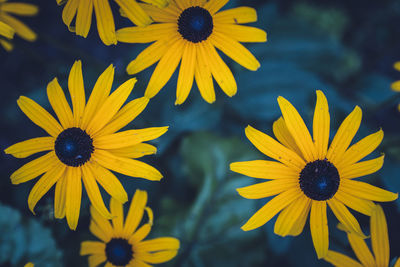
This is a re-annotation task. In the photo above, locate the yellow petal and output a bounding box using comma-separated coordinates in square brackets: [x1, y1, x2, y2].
[0, 39, 13, 51]
[274, 194, 311, 237]
[4, 137, 54, 158]
[123, 189, 148, 236]
[310, 200, 329, 259]
[237, 179, 298, 199]
[1, 3, 38, 16]
[28, 163, 66, 214]
[0, 13, 36, 41]
[340, 155, 384, 179]
[334, 190, 375, 216]
[337, 129, 383, 168]
[88, 253, 107, 267]
[214, 24, 267, 43]
[86, 78, 136, 135]
[54, 175, 67, 219]
[93, 0, 117, 45]
[340, 179, 398, 202]
[273, 117, 303, 157]
[213, 6, 257, 24]
[327, 198, 366, 238]
[62, 0, 78, 30]
[394, 258, 400, 267]
[65, 167, 82, 230]
[313, 90, 330, 160]
[230, 160, 299, 179]
[136, 237, 180, 252]
[394, 62, 400, 71]
[136, 250, 178, 264]
[81, 164, 112, 219]
[141, 0, 169, 8]
[89, 221, 110, 243]
[81, 64, 115, 129]
[129, 223, 151, 244]
[10, 151, 58, 184]
[0, 21, 14, 39]
[203, 40, 237, 98]
[90, 205, 113, 240]
[203, 0, 229, 14]
[241, 187, 301, 231]
[110, 197, 124, 236]
[116, 23, 175, 43]
[137, 3, 176, 23]
[326, 106, 362, 165]
[244, 125, 306, 171]
[68, 60, 86, 126]
[210, 31, 260, 71]
[278, 96, 317, 162]
[323, 250, 363, 267]
[80, 241, 105, 256]
[17, 96, 63, 137]
[371, 205, 390, 267]
[93, 149, 163, 181]
[176, 42, 196, 105]
[47, 78, 73, 129]
[145, 39, 184, 99]
[391, 81, 400, 92]
[75, 0, 93, 37]
[347, 232, 376, 267]
[94, 127, 168, 150]
[98, 97, 149, 136]
[195, 42, 216, 103]
[115, 0, 152, 26]
[87, 161, 128, 203]
[108, 143, 157, 158]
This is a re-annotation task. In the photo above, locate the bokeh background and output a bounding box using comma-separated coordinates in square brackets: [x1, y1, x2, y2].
[1, 0, 400, 266]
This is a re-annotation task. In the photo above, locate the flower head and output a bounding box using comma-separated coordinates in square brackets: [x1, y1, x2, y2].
[116, 0, 267, 104]
[230, 90, 398, 259]
[324, 205, 400, 267]
[5, 60, 167, 230]
[80, 189, 180, 267]
[56, 0, 169, 46]
[0, 0, 38, 51]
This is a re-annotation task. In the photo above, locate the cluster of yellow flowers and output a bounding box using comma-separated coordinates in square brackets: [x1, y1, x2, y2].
[2, 0, 399, 266]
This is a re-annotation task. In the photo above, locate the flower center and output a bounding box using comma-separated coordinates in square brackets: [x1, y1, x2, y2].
[105, 238, 133, 266]
[299, 159, 340, 201]
[54, 127, 94, 167]
[178, 6, 213, 43]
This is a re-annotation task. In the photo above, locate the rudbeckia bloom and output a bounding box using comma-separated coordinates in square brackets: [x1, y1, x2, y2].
[116, 0, 267, 104]
[80, 189, 180, 267]
[0, 0, 38, 50]
[324, 205, 400, 267]
[56, 0, 169, 46]
[5, 60, 167, 230]
[230, 90, 398, 259]
[0, 20, 14, 51]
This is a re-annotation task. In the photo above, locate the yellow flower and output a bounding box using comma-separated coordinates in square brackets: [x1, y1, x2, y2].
[116, 0, 267, 105]
[324, 205, 400, 267]
[5, 60, 167, 230]
[230, 90, 398, 259]
[56, 0, 169, 46]
[391, 61, 400, 111]
[0, 0, 38, 50]
[24, 263, 34, 267]
[80, 189, 180, 267]
[0, 20, 14, 51]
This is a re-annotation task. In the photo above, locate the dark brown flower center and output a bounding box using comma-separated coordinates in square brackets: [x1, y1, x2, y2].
[178, 6, 213, 43]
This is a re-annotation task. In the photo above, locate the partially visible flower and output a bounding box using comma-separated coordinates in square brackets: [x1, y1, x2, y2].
[391, 61, 400, 111]
[116, 0, 267, 104]
[24, 263, 34, 267]
[80, 189, 180, 267]
[324, 205, 400, 267]
[230, 90, 398, 259]
[0, 20, 14, 51]
[5, 60, 167, 230]
[56, 0, 169, 46]
[0, 0, 38, 50]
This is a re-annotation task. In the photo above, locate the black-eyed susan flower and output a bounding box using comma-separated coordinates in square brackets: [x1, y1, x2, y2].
[5, 60, 167, 230]
[324, 205, 400, 267]
[116, 0, 267, 104]
[391, 61, 400, 111]
[56, 0, 169, 46]
[80, 189, 180, 267]
[230, 90, 398, 259]
[0, 0, 38, 50]
[0, 20, 14, 51]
